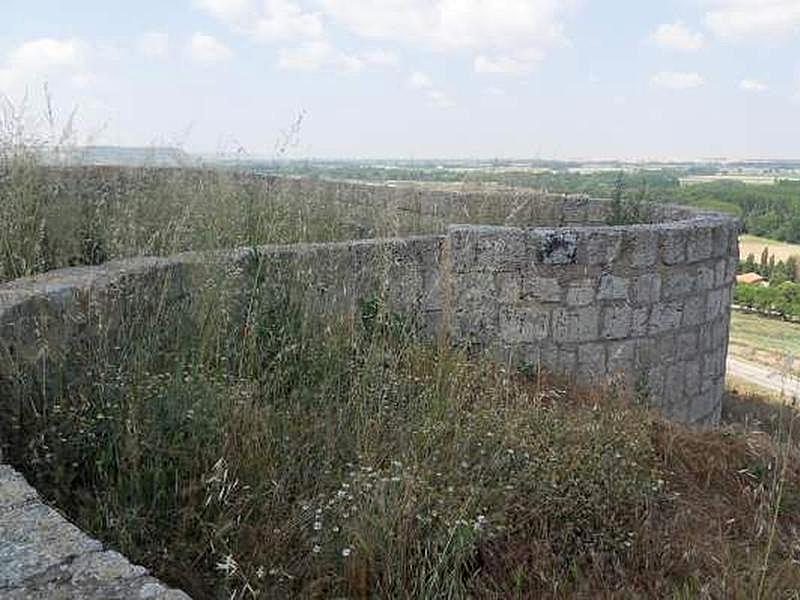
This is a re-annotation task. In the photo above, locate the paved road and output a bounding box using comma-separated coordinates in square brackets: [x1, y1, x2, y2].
[727, 356, 800, 398]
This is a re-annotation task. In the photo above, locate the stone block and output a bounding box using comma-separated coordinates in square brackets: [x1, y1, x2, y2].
[649, 301, 684, 335]
[664, 364, 686, 413]
[552, 306, 599, 343]
[631, 306, 651, 336]
[453, 272, 496, 308]
[706, 288, 725, 321]
[533, 230, 578, 265]
[566, 279, 596, 306]
[725, 256, 738, 283]
[656, 333, 677, 362]
[660, 227, 686, 265]
[580, 229, 622, 265]
[677, 330, 699, 357]
[635, 338, 657, 367]
[521, 277, 563, 303]
[712, 225, 730, 259]
[712, 317, 729, 348]
[687, 226, 714, 263]
[631, 273, 661, 305]
[702, 350, 726, 381]
[714, 259, 728, 288]
[684, 359, 701, 396]
[499, 306, 550, 343]
[662, 270, 695, 299]
[495, 271, 522, 305]
[601, 304, 632, 340]
[697, 263, 715, 290]
[682, 295, 706, 327]
[598, 274, 629, 301]
[578, 342, 606, 379]
[626, 229, 658, 268]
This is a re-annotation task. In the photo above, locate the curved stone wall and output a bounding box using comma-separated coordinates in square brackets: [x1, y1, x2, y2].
[0, 177, 740, 596]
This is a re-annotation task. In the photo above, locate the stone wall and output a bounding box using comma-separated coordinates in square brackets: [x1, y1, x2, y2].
[0, 178, 740, 596]
[448, 216, 738, 424]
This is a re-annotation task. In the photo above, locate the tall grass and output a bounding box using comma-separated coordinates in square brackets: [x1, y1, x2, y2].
[1, 246, 797, 598]
[0, 136, 798, 597]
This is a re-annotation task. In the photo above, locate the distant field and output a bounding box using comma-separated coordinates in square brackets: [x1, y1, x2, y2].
[739, 234, 800, 262]
[729, 311, 800, 376]
[681, 175, 780, 186]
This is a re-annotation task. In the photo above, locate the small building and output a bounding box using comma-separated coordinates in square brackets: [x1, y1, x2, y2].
[736, 272, 768, 286]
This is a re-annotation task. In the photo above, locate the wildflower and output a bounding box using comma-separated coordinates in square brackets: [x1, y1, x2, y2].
[313, 521, 322, 531]
[312, 545, 321, 554]
[215, 554, 238, 576]
[342, 547, 352, 557]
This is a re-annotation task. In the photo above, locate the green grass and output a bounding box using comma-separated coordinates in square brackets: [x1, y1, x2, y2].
[730, 311, 800, 374]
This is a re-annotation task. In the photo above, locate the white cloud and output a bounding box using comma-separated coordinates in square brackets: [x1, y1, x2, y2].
[321, 0, 571, 74]
[649, 21, 705, 51]
[321, 0, 571, 51]
[277, 41, 362, 71]
[705, 0, 800, 40]
[187, 33, 234, 64]
[408, 71, 433, 89]
[650, 71, 705, 89]
[361, 49, 400, 68]
[740, 78, 768, 92]
[0, 38, 89, 93]
[195, 0, 252, 22]
[406, 71, 454, 108]
[426, 89, 455, 108]
[195, 0, 323, 43]
[138, 32, 170, 59]
[474, 48, 543, 73]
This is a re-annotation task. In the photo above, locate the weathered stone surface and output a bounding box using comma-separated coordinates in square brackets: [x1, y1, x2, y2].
[534, 230, 578, 265]
[631, 273, 661, 305]
[687, 226, 714, 263]
[649, 301, 684, 335]
[566, 279, 596, 306]
[626, 229, 658, 268]
[660, 227, 686, 265]
[598, 274, 629, 301]
[521, 277, 562, 303]
[578, 343, 606, 379]
[552, 306, 599, 343]
[499, 306, 550, 343]
[0, 469, 189, 599]
[601, 305, 632, 340]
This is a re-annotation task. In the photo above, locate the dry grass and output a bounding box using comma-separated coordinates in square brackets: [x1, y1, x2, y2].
[740, 234, 800, 264]
[729, 311, 800, 377]
[1, 151, 799, 598]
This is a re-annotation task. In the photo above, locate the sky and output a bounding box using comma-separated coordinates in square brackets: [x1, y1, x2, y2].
[1, 0, 800, 160]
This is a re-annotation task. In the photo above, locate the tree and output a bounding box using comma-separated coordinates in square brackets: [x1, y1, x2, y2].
[761, 246, 770, 273]
[787, 256, 798, 282]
